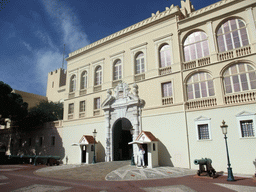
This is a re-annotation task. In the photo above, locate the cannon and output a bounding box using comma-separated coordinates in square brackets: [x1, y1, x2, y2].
[194, 158, 216, 177]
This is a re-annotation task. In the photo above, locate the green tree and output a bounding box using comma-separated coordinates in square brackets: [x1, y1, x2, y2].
[18, 100, 63, 130]
[0, 81, 28, 125]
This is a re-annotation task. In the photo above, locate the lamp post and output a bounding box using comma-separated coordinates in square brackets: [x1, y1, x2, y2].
[130, 127, 135, 165]
[92, 129, 97, 164]
[220, 120, 235, 181]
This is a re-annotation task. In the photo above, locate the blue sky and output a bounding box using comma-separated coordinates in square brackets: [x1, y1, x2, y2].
[0, 0, 219, 96]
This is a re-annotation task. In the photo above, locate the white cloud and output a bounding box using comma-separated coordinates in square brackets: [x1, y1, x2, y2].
[21, 41, 32, 51]
[35, 31, 57, 50]
[41, 0, 90, 52]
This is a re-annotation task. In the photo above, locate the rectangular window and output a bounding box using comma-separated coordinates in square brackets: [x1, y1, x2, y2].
[68, 103, 74, 114]
[94, 98, 101, 110]
[80, 101, 86, 112]
[51, 136, 55, 146]
[162, 82, 172, 97]
[198, 124, 210, 140]
[240, 120, 254, 137]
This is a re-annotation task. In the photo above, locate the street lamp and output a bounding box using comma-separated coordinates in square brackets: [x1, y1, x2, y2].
[220, 120, 235, 181]
[130, 127, 135, 165]
[92, 129, 97, 164]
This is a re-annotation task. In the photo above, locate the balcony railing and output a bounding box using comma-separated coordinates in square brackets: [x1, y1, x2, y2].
[94, 85, 102, 92]
[50, 120, 62, 127]
[162, 96, 173, 105]
[69, 92, 75, 99]
[79, 112, 85, 118]
[159, 66, 172, 75]
[183, 57, 210, 70]
[217, 46, 251, 62]
[93, 109, 100, 116]
[68, 114, 73, 120]
[134, 73, 145, 82]
[79, 89, 87, 96]
[186, 97, 217, 110]
[225, 91, 256, 105]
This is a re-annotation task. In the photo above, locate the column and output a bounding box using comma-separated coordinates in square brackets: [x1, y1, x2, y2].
[207, 21, 218, 63]
[246, 7, 256, 52]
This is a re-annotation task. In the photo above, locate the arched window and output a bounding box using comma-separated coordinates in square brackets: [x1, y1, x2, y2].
[217, 18, 249, 52]
[184, 31, 209, 62]
[95, 66, 102, 86]
[187, 72, 215, 100]
[113, 59, 122, 80]
[159, 44, 171, 68]
[80, 71, 87, 90]
[70, 75, 76, 92]
[223, 63, 256, 94]
[135, 52, 145, 74]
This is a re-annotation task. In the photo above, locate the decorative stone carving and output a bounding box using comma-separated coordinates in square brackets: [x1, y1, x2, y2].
[101, 82, 143, 162]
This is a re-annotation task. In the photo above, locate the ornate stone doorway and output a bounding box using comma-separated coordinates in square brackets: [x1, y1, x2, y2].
[113, 118, 132, 161]
[102, 82, 143, 162]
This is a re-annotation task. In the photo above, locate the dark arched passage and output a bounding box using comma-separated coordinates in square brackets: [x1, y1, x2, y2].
[113, 118, 132, 161]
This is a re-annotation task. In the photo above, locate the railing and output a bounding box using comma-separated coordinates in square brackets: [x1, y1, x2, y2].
[198, 57, 211, 67]
[162, 96, 173, 105]
[225, 91, 256, 105]
[112, 80, 122, 88]
[94, 85, 102, 92]
[69, 92, 75, 99]
[93, 110, 100, 116]
[134, 73, 145, 82]
[217, 45, 251, 62]
[159, 66, 172, 75]
[79, 89, 87, 96]
[186, 97, 217, 110]
[183, 57, 211, 70]
[68, 114, 73, 120]
[79, 112, 85, 118]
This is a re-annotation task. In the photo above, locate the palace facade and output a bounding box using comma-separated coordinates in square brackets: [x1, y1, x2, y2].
[11, 0, 256, 175]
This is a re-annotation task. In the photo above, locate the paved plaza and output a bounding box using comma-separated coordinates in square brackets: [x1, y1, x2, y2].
[0, 162, 256, 191]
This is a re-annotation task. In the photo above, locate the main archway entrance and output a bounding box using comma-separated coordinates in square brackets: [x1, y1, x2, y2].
[113, 118, 132, 161]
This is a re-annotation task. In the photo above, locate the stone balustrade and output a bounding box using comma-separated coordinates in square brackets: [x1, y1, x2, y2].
[225, 91, 256, 104]
[79, 112, 85, 118]
[79, 89, 87, 96]
[159, 66, 172, 75]
[94, 110, 100, 116]
[217, 45, 251, 62]
[135, 73, 145, 82]
[68, 114, 73, 120]
[162, 96, 173, 105]
[94, 85, 102, 92]
[68, 92, 75, 99]
[183, 57, 210, 70]
[186, 97, 217, 110]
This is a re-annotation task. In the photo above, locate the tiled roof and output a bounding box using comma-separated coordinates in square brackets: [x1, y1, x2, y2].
[79, 135, 97, 144]
[136, 131, 158, 141]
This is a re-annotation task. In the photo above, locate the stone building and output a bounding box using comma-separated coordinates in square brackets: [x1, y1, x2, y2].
[18, 0, 256, 175]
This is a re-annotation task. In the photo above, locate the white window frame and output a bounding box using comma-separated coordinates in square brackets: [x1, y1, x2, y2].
[110, 51, 124, 81]
[217, 18, 249, 53]
[94, 97, 101, 110]
[236, 111, 256, 139]
[154, 34, 173, 69]
[187, 72, 215, 100]
[80, 100, 86, 112]
[130, 43, 147, 76]
[194, 116, 212, 141]
[223, 63, 256, 94]
[183, 31, 210, 62]
[68, 70, 78, 93]
[68, 103, 74, 114]
[92, 59, 104, 86]
[161, 82, 173, 98]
